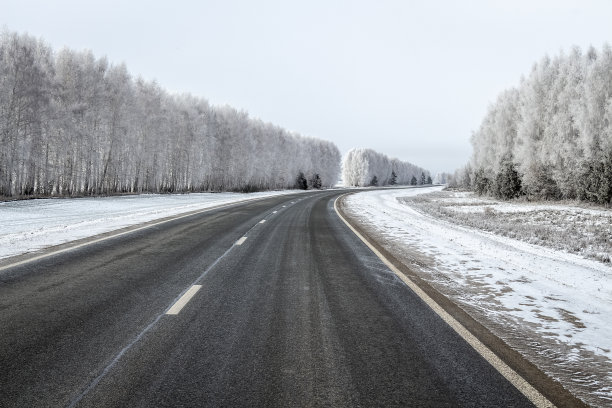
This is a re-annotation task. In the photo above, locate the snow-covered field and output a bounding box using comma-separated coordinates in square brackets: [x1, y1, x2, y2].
[401, 189, 612, 264]
[0, 190, 303, 261]
[343, 186, 612, 407]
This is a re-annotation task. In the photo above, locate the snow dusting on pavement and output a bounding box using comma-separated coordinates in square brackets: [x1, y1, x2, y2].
[343, 186, 612, 407]
[0, 191, 301, 261]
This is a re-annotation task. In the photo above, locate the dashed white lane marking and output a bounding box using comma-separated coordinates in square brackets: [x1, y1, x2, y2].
[235, 236, 247, 245]
[273, 211, 278, 214]
[333, 195, 554, 408]
[166, 285, 202, 315]
[282, 205, 287, 207]
[259, 220, 266, 224]
[67, 220, 251, 407]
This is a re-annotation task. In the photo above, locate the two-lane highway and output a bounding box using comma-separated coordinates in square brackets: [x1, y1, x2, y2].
[1, 190, 536, 407]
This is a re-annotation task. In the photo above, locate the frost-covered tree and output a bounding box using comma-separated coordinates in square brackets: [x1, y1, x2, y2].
[433, 172, 451, 184]
[454, 44, 612, 204]
[342, 148, 429, 187]
[0, 31, 54, 196]
[0, 30, 341, 197]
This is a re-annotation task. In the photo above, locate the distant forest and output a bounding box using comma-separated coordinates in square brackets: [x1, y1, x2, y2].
[451, 44, 612, 204]
[0, 30, 341, 198]
[342, 148, 430, 187]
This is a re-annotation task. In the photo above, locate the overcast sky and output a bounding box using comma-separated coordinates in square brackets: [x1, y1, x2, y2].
[3, 0, 612, 174]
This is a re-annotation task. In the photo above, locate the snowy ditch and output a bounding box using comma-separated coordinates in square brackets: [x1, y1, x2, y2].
[343, 186, 611, 407]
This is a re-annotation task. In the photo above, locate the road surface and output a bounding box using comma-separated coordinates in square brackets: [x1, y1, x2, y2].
[0, 190, 537, 407]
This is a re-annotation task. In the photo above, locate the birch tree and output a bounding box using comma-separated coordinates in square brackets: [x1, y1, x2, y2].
[0, 30, 341, 198]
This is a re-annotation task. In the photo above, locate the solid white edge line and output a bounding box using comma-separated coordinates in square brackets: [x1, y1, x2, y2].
[235, 236, 247, 245]
[333, 195, 554, 408]
[0, 194, 278, 273]
[166, 285, 202, 315]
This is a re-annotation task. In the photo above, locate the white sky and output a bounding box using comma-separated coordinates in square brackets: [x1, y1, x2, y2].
[3, 0, 612, 174]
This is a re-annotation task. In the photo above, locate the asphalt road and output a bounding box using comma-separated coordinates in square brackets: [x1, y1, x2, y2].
[0, 190, 535, 407]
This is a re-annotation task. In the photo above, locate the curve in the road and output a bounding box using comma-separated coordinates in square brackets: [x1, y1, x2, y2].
[0, 190, 582, 407]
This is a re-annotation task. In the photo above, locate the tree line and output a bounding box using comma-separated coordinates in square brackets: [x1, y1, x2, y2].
[342, 147, 430, 187]
[450, 44, 612, 204]
[0, 30, 341, 198]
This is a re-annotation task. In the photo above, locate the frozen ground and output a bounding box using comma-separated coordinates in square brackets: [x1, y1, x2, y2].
[343, 186, 612, 407]
[0, 190, 303, 261]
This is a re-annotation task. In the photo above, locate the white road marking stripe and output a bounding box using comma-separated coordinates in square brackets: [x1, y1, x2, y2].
[333, 195, 554, 408]
[235, 236, 247, 245]
[282, 205, 286, 207]
[259, 220, 266, 224]
[273, 211, 278, 214]
[166, 285, 202, 315]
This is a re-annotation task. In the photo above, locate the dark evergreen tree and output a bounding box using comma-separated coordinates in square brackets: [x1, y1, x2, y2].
[599, 150, 612, 204]
[309, 173, 322, 189]
[494, 158, 522, 199]
[390, 170, 397, 185]
[426, 175, 432, 185]
[410, 176, 417, 185]
[419, 172, 426, 185]
[577, 151, 612, 204]
[370, 175, 378, 186]
[295, 172, 308, 190]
